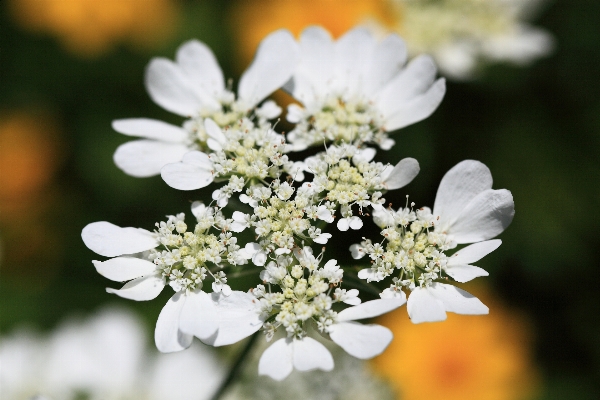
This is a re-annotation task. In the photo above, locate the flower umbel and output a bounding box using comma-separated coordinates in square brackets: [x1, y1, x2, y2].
[83, 25, 514, 385]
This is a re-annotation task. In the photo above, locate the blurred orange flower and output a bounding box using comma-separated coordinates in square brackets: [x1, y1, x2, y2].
[230, 0, 395, 67]
[372, 284, 540, 400]
[9, 0, 179, 57]
[0, 111, 63, 214]
[0, 111, 65, 287]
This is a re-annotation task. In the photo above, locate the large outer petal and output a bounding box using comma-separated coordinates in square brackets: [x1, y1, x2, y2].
[160, 151, 214, 190]
[449, 189, 515, 243]
[433, 160, 494, 229]
[155, 292, 193, 353]
[287, 26, 335, 103]
[407, 287, 447, 323]
[92, 257, 157, 282]
[82, 222, 157, 257]
[113, 139, 190, 177]
[201, 292, 262, 347]
[106, 274, 165, 301]
[382, 157, 420, 190]
[380, 79, 446, 131]
[145, 58, 205, 117]
[376, 55, 438, 106]
[429, 283, 489, 315]
[364, 34, 407, 96]
[445, 240, 500, 282]
[238, 30, 300, 108]
[175, 39, 224, 99]
[112, 118, 188, 142]
[337, 298, 406, 322]
[178, 291, 219, 340]
[292, 337, 334, 372]
[449, 240, 502, 264]
[333, 27, 376, 96]
[330, 321, 392, 359]
[258, 338, 293, 381]
[445, 264, 489, 283]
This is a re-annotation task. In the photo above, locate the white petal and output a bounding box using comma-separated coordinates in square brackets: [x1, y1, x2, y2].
[113, 139, 190, 177]
[292, 337, 334, 372]
[106, 274, 165, 301]
[155, 292, 193, 352]
[256, 100, 282, 119]
[292, 26, 335, 102]
[82, 221, 157, 257]
[343, 296, 362, 306]
[175, 39, 224, 99]
[352, 147, 376, 164]
[429, 283, 489, 315]
[337, 298, 406, 322]
[349, 216, 363, 230]
[204, 118, 226, 151]
[381, 78, 446, 131]
[407, 287, 447, 323]
[365, 34, 407, 96]
[445, 264, 489, 283]
[449, 189, 515, 243]
[330, 321, 392, 359]
[178, 291, 219, 340]
[313, 233, 331, 244]
[334, 27, 376, 96]
[375, 54, 437, 110]
[433, 160, 493, 228]
[238, 30, 300, 108]
[201, 292, 262, 347]
[92, 257, 156, 282]
[258, 338, 293, 381]
[112, 118, 188, 142]
[145, 58, 204, 116]
[449, 240, 502, 265]
[161, 151, 214, 190]
[383, 158, 420, 190]
[337, 218, 350, 231]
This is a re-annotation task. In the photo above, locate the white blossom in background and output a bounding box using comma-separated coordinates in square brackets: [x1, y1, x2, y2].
[0, 308, 225, 400]
[112, 29, 300, 177]
[224, 343, 394, 400]
[284, 26, 445, 150]
[381, 0, 554, 79]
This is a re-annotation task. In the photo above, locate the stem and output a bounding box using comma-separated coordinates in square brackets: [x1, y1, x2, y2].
[210, 332, 260, 400]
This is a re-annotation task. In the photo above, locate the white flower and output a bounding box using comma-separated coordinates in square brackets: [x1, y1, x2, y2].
[0, 308, 225, 400]
[258, 298, 405, 381]
[82, 222, 165, 301]
[113, 30, 300, 177]
[432, 160, 515, 245]
[385, 0, 554, 80]
[404, 239, 501, 323]
[285, 26, 445, 150]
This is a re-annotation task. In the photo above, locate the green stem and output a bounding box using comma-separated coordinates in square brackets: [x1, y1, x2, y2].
[210, 332, 260, 400]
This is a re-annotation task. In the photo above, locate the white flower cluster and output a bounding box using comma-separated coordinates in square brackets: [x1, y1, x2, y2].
[385, 0, 554, 79]
[83, 26, 515, 381]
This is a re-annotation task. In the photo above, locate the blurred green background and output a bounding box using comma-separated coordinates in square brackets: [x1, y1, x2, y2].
[0, 0, 598, 399]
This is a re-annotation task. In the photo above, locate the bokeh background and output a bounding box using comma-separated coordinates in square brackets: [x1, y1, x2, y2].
[1, 0, 598, 399]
